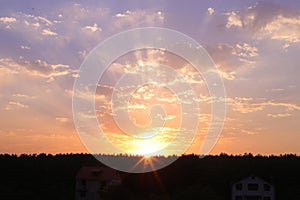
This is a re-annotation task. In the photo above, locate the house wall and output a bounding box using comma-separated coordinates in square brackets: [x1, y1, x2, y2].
[76, 179, 102, 200]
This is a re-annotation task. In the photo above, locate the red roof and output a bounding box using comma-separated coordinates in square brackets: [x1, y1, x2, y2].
[76, 166, 121, 181]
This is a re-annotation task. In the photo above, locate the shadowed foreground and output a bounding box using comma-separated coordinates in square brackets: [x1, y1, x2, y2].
[0, 153, 300, 200]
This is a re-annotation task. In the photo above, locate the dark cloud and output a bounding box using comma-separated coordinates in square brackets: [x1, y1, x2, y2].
[227, 1, 300, 33]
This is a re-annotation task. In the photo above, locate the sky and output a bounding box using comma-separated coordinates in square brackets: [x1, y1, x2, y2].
[0, 0, 300, 156]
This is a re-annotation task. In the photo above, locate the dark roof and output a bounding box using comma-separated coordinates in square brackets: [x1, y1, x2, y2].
[76, 166, 121, 181]
[232, 174, 274, 186]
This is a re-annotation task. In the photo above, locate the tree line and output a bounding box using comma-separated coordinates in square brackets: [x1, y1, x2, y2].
[1, 153, 300, 199]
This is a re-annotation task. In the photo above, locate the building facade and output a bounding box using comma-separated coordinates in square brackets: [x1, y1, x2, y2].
[231, 175, 275, 200]
[76, 166, 122, 200]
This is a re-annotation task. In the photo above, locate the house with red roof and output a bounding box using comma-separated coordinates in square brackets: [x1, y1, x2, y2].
[75, 166, 122, 200]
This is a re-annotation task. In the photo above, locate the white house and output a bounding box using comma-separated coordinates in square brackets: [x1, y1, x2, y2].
[75, 166, 122, 200]
[231, 175, 275, 200]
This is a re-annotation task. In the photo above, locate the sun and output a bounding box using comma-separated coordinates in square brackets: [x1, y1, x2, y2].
[143, 154, 152, 159]
[128, 137, 167, 157]
[138, 145, 157, 158]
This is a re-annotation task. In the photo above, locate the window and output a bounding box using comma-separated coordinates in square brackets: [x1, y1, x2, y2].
[263, 197, 271, 200]
[91, 169, 102, 176]
[101, 180, 107, 187]
[247, 183, 259, 191]
[245, 196, 260, 200]
[264, 184, 271, 191]
[80, 190, 86, 197]
[235, 196, 243, 200]
[236, 183, 243, 190]
[81, 180, 86, 186]
[100, 180, 107, 190]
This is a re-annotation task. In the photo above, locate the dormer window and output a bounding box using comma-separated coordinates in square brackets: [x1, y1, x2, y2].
[248, 183, 259, 191]
[236, 183, 243, 190]
[264, 184, 271, 191]
[91, 169, 102, 176]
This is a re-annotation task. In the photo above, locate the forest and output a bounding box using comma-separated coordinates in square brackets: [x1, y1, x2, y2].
[1, 153, 300, 200]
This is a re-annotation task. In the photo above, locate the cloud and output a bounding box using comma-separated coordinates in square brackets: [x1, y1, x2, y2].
[0, 57, 76, 79]
[156, 96, 177, 103]
[267, 101, 300, 111]
[194, 94, 212, 103]
[0, 17, 17, 23]
[20, 45, 31, 50]
[12, 93, 35, 99]
[164, 115, 176, 120]
[179, 65, 204, 83]
[115, 10, 132, 18]
[267, 113, 291, 118]
[6, 101, 28, 110]
[227, 97, 300, 114]
[0, 13, 55, 37]
[227, 97, 264, 113]
[205, 42, 258, 80]
[23, 14, 53, 26]
[0, 58, 20, 75]
[207, 8, 215, 15]
[257, 15, 300, 44]
[269, 88, 285, 92]
[77, 111, 97, 119]
[20, 59, 73, 78]
[42, 28, 57, 36]
[217, 70, 236, 80]
[83, 23, 102, 32]
[113, 9, 164, 29]
[0, 5, 167, 69]
[0, 7, 104, 67]
[206, 43, 235, 71]
[225, 2, 300, 45]
[127, 103, 148, 110]
[225, 2, 281, 30]
[234, 43, 258, 57]
[240, 129, 258, 135]
[226, 11, 242, 28]
[55, 117, 70, 123]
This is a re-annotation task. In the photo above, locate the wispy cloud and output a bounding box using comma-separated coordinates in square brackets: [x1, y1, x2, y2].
[227, 97, 300, 114]
[42, 28, 57, 36]
[6, 101, 28, 109]
[267, 113, 291, 118]
[56, 117, 70, 123]
[0, 57, 76, 79]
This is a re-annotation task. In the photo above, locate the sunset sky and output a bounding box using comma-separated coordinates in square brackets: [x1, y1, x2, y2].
[1, 0, 300, 156]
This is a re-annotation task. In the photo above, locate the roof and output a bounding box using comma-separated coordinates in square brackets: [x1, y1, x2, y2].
[232, 174, 273, 186]
[76, 166, 121, 181]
